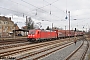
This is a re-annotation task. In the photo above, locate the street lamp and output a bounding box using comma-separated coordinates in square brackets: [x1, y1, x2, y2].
[68, 11, 70, 34]
[68, 11, 70, 40]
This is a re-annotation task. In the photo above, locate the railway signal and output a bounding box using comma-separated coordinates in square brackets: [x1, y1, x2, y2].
[75, 28, 76, 31]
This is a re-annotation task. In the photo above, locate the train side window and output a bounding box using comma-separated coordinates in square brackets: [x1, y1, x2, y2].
[38, 32, 39, 34]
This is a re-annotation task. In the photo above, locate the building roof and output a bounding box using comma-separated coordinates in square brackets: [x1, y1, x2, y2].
[13, 29, 29, 32]
[0, 16, 11, 21]
[0, 16, 14, 23]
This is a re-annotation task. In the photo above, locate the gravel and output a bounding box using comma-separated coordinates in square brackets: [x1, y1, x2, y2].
[41, 40, 82, 60]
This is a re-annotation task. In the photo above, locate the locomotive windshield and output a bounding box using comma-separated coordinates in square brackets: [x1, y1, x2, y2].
[29, 30, 36, 34]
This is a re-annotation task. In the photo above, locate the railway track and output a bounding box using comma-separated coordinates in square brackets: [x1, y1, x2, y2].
[0, 38, 28, 45]
[0, 38, 71, 50]
[28, 42, 73, 60]
[0, 42, 30, 50]
[65, 39, 89, 60]
[0, 37, 83, 60]
[0, 38, 73, 60]
[0, 36, 78, 45]
[15, 41, 74, 60]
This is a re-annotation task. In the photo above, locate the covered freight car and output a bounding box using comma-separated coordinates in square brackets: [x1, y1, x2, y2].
[57, 30, 75, 38]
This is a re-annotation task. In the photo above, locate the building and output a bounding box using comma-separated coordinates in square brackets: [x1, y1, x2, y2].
[0, 16, 18, 37]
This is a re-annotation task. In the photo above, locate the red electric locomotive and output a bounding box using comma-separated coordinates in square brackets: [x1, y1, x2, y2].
[27, 29, 57, 42]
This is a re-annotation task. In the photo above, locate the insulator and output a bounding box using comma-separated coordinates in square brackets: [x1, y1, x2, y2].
[65, 16, 68, 19]
[23, 13, 24, 17]
[50, 11, 51, 15]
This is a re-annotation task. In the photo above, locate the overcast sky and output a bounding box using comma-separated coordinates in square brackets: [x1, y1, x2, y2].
[0, 0, 90, 31]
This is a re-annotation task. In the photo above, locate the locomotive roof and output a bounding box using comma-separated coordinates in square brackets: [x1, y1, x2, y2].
[29, 29, 56, 32]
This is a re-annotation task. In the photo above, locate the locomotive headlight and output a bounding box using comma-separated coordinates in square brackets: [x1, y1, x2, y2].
[28, 35, 30, 36]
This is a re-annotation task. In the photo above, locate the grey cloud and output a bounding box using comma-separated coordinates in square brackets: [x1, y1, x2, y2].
[0, 0, 90, 30]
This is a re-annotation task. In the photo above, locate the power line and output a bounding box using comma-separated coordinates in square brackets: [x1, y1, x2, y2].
[8, 0, 34, 16]
[13, 0, 64, 20]
[9, 0, 54, 17]
[5, 0, 46, 18]
[21, 0, 47, 13]
[0, 0, 44, 18]
[0, 6, 33, 18]
[0, 0, 64, 21]
[43, 0, 66, 20]
[0, 6, 23, 14]
[32, 0, 61, 12]
[44, 0, 65, 13]
[20, 0, 62, 20]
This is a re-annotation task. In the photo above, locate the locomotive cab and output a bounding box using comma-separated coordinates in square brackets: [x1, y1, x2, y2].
[27, 30, 36, 42]
[27, 29, 41, 42]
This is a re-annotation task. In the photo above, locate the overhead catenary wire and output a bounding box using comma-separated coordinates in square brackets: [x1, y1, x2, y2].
[8, 0, 49, 17]
[0, 6, 23, 14]
[2, 0, 90, 20]
[32, 0, 62, 12]
[1, 0, 87, 22]
[0, 6, 32, 19]
[20, 0, 64, 16]
[21, 0, 47, 13]
[16, 0, 67, 20]
[43, 0, 66, 20]
[0, 0, 89, 31]
[43, 0, 65, 13]
[7, 0, 62, 20]
[0, 0, 85, 22]
[20, 0, 63, 20]
[8, 0, 27, 17]
[9, 0, 59, 13]
[7, 0, 42, 17]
